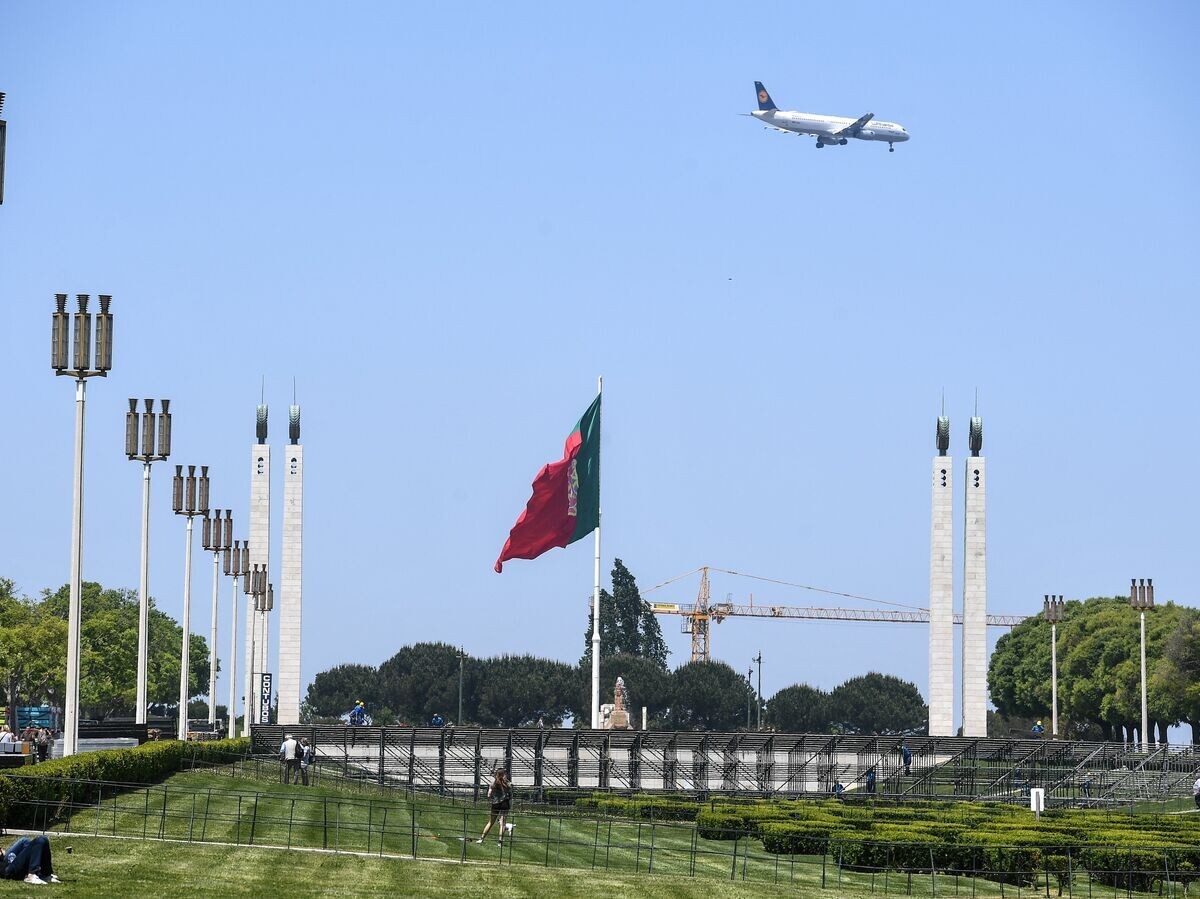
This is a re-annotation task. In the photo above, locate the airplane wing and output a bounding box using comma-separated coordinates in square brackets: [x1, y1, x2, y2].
[834, 112, 874, 137]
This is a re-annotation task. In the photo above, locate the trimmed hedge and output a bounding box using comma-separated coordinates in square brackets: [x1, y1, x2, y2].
[0, 738, 250, 829]
[696, 810, 745, 840]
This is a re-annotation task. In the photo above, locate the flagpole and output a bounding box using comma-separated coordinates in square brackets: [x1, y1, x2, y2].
[590, 375, 602, 729]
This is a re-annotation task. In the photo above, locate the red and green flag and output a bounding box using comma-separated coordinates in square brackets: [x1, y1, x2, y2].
[494, 394, 601, 573]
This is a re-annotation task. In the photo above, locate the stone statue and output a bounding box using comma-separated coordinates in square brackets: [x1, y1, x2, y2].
[608, 676, 631, 730]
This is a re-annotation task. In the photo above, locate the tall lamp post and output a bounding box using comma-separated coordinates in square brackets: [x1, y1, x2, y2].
[223, 540, 249, 737]
[51, 293, 113, 756]
[172, 464, 210, 740]
[245, 565, 273, 727]
[1130, 578, 1154, 750]
[202, 509, 232, 727]
[753, 651, 763, 731]
[125, 398, 171, 724]
[1043, 595, 1065, 738]
[457, 646, 466, 726]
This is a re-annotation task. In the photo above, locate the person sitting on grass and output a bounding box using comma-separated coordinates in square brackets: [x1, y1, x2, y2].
[3, 835, 61, 885]
[476, 768, 514, 846]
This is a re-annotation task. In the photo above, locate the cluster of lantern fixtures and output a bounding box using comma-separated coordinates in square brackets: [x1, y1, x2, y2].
[245, 562, 273, 613]
[1043, 594, 1065, 623]
[1130, 578, 1155, 610]
[202, 509, 233, 555]
[125, 398, 172, 460]
[172, 464, 210, 518]
[51, 293, 113, 377]
[224, 539, 250, 581]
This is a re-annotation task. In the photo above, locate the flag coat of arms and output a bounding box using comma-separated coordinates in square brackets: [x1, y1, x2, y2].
[494, 394, 600, 573]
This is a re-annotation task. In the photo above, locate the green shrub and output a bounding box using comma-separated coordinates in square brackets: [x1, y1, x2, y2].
[760, 822, 851, 855]
[697, 809, 747, 840]
[0, 738, 249, 829]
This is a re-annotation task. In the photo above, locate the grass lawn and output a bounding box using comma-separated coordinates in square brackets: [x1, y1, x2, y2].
[3, 766, 1179, 896]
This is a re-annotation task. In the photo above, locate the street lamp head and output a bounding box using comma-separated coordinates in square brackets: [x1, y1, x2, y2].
[51, 294, 70, 371]
[198, 466, 210, 514]
[266, 583, 274, 612]
[201, 510, 214, 551]
[156, 400, 172, 459]
[172, 465, 183, 513]
[185, 465, 197, 514]
[239, 542, 250, 577]
[125, 399, 139, 458]
[222, 509, 233, 550]
[71, 295, 92, 373]
[223, 542, 234, 576]
[94, 295, 113, 372]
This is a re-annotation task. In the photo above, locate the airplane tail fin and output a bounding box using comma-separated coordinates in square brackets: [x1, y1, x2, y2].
[754, 81, 778, 111]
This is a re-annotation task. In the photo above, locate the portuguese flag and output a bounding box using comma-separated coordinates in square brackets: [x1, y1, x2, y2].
[494, 394, 601, 573]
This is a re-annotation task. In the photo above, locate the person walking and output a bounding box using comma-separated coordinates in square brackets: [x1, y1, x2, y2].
[3, 835, 60, 885]
[36, 729, 50, 763]
[279, 733, 302, 784]
[299, 738, 314, 787]
[865, 768, 877, 794]
[476, 768, 513, 847]
[1192, 775, 1200, 810]
[900, 740, 912, 776]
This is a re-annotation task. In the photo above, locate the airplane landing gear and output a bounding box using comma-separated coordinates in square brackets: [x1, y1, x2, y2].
[839, 139, 848, 146]
[815, 141, 825, 149]
[888, 143, 895, 152]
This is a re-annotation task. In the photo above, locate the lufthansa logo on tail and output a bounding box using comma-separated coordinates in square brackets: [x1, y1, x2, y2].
[758, 90, 769, 103]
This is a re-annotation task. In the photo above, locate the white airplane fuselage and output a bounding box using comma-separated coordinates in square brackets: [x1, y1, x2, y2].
[752, 109, 909, 146]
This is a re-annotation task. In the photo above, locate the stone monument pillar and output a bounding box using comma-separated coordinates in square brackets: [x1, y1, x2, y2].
[246, 403, 271, 726]
[928, 414, 954, 736]
[276, 405, 303, 726]
[961, 415, 987, 736]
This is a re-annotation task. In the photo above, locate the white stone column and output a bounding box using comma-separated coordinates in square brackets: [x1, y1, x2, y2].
[962, 453, 987, 736]
[247, 432, 271, 726]
[928, 455, 954, 736]
[277, 442, 303, 725]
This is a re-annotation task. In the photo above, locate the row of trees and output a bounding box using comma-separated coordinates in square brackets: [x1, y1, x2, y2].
[988, 596, 1200, 742]
[0, 578, 210, 721]
[305, 559, 928, 734]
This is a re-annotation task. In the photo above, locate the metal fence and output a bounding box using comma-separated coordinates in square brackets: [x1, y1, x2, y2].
[250, 725, 1200, 807]
[6, 768, 1200, 896]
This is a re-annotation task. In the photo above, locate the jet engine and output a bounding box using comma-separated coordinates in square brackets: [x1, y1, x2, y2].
[856, 130, 876, 139]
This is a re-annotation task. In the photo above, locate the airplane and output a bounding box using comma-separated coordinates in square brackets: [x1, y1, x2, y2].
[747, 81, 909, 152]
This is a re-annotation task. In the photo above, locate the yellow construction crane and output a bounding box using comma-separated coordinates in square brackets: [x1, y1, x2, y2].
[650, 567, 1029, 662]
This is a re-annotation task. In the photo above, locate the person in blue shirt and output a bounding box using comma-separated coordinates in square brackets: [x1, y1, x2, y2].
[832, 780, 846, 800]
[1031, 720, 1045, 735]
[3, 836, 59, 885]
[900, 740, 912, 776]
[430, 712, 445, 728]
[865, 769, 877, 794]
[348, 701, 367, 726]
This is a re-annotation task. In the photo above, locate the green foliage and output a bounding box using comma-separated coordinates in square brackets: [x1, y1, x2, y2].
[303, 663, 385, 719]
[825, 672, 927, 735]
[767, 684, 829, 732]
[989, 596, 1194, 738]
[0, 579, 210, 720]
[377, 641, 473, 725]
[696, 809, 745, 840]
[580, 559, 669, 670]
[662, 660, 753, 731]
[475, 654, 576, 727]
[0, 737, 249, 828]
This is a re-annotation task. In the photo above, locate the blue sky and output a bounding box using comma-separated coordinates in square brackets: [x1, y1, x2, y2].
[2, 2, 1198, 728]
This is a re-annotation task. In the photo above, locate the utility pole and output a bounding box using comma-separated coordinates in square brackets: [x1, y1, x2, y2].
[753, 651, 762, 731]
[202, 510, 233, 726]
[172, 464, 210, 741]
[1130, 579, 1154, 750]
[746, 666, 753, 730]
[1043, 595, 1064, 738]
[223, 539, 249, 737]
[125, 398, 171, 725]
[51, 294, 113, 756]
[457, 646, 465, 725]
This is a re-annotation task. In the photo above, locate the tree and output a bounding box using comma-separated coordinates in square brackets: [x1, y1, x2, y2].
[1154, 607, 1200, 743]
[580, 559, 669, 670]
[662, 660, 752, 731]
[826, 673, 926, 735]
[990, 596, 1191, 741]
[2, 579, 209, 721]
[768, 684, 829, 733]
[568, 652, 671, 727]
[474, 655, 575, 727]
[378, 642, 477, 725]
[304, 663, 383, 719]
